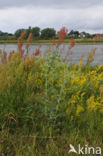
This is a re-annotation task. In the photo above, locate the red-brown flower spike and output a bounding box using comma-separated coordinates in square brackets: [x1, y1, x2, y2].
[8, 51, 14, 61]
[26, 33, 33, 50]
[18, 30, 26, 52]
[57, 27, 68, 45]
[69, 39, 75, 50]
[33, 48, 41, 56]
[1, 51, 7, 64]
[20, 49, 25, 58]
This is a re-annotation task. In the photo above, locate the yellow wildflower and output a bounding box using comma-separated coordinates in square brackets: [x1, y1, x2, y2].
[76, 105, 84, 116]
[86, 96, 99, 111]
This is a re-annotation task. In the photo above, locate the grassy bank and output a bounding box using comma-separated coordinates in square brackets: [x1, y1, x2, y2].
[0, 29, 103, 155]
[0, 49, 103, 155]
[0, 38, 103, 44]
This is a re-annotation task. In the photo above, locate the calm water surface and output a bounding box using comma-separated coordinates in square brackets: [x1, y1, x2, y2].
[0, 43, 103, 65]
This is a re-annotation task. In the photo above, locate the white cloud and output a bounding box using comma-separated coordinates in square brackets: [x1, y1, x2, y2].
[0, 5, 103, 33]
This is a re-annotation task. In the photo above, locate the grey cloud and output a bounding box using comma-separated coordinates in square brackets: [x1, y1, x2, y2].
[0, 0, 102, 9]
[0, 1, 103, 33]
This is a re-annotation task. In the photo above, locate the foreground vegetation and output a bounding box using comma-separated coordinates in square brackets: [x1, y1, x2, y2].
[0, 28, 103, 155]
[0, 49, 103, 155]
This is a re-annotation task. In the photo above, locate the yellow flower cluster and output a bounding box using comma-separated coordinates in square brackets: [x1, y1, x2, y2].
[96, 65, 103, 72]
[71, 75, 87, 88]
[64, 65, 103, 117]
[86, 96, 99, 111]
[76, 105, 84, 116]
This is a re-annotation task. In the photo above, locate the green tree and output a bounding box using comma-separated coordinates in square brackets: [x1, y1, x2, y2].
[31, 27, 40, 39]
[24, 26, 32, 39]
[15, 29, 25, 39]
[68, 30, 80, 39]
[41, 28, 56, 39]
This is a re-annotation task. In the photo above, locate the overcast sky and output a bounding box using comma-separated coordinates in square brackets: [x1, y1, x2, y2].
[0, 0, 103, 33]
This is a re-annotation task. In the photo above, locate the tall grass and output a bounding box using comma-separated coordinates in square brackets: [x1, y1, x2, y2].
[0, 28, 103, 155]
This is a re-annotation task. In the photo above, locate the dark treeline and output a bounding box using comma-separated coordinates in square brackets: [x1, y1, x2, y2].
[0, 26, 98, 40]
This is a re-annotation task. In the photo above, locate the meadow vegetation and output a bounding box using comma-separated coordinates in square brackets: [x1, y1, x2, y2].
[0, 27, 103, 155]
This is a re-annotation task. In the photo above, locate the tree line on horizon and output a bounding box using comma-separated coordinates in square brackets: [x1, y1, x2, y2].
[0, 26, 99, 40]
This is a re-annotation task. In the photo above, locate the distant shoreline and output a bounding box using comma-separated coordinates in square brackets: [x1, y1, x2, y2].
[0, 39, 103, 44]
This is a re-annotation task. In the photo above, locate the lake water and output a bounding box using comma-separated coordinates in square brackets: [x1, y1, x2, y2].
[0, 43, 103, 65]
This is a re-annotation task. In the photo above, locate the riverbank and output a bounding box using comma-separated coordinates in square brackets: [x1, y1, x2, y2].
[0, 51, 103, 155]
[0, 39, 103, 44]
